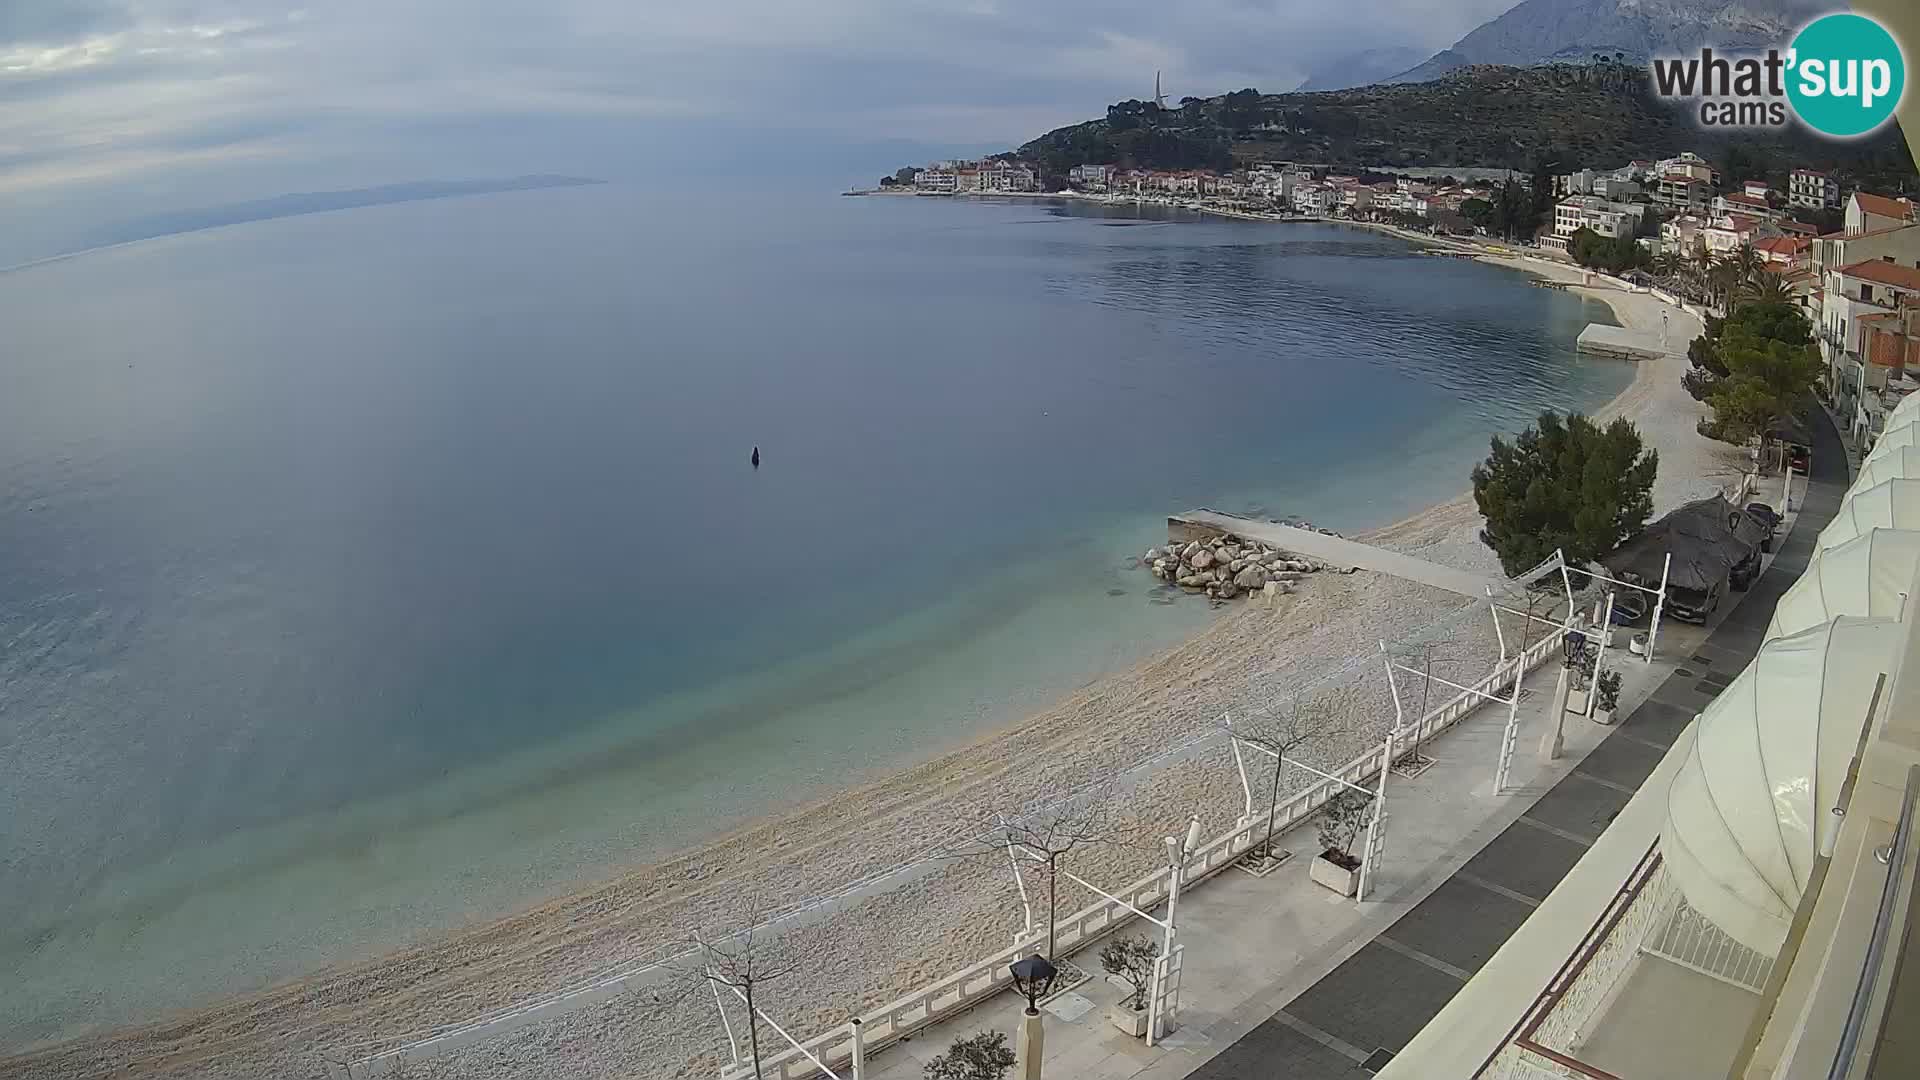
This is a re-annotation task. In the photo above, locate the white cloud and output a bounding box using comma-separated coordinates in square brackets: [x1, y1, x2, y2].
[0, 0, 1510, 202]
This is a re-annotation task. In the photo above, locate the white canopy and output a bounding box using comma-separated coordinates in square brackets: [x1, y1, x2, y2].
[1888, 388, 1920, 428]
[1768, 529, 1920, 640]
[1816, 479, 1920, 553]
[1662, 617, 1900, 955]
[1850, 445, 1920, 497]
[1865, 416, 1920, 462]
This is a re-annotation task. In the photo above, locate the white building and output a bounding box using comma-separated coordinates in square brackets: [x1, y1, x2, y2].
[1847, 191, 1918, 236]
[1549, 195, 1646, 248]
[1067, 164, 1111, 190]
[914, 169, 957, 193]
[1790, 167, 1842, 210]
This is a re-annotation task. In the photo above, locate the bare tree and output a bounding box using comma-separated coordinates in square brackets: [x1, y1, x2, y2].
[947, 768, 1118, 963]
[1231, 686, 1360, 862]
[691, 903, 799, 1080]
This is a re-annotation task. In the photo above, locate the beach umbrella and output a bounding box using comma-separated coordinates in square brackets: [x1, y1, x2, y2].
[1816, 479, 1920, 553]
[1849, 446, 1920, 497]
[1767, 528, 1920, 640]
[1662, 617, 1902, 955]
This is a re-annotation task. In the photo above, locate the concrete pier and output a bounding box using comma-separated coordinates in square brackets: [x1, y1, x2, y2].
[1168, 509, 1503, 600]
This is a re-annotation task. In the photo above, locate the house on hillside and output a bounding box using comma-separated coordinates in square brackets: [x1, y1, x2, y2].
[1790, 168, 1841, 210]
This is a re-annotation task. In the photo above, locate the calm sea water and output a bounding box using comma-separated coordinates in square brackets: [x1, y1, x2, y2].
[0, 188, 1626, 1045]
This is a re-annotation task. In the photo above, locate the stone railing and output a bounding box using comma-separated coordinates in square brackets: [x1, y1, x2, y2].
[725, 634, 1563, 1080]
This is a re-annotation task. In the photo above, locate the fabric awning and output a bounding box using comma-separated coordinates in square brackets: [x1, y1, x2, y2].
[1662, 617, 1902, 955]
[1816, 479, 1920, 553]
[1849, 445, 1920, 497]
[1866, 416, 1920, 462]
[1768, 529, 1920, 639]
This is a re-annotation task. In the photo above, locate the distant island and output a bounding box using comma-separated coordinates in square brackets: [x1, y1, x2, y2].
[84, 175, 605, 251]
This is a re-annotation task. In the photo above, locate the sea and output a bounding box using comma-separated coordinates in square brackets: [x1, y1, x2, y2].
[0, 187, 1628, 1047]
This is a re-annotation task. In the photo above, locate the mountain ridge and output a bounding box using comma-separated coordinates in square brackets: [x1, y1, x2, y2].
[1385, 0, 1829, 84]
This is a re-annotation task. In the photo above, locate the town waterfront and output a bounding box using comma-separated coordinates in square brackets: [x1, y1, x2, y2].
[0, 185, 1630, 1047]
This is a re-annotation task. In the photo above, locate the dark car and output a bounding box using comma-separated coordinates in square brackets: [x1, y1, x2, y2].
[1730, 547, 1762, 590]
[1667, 580, 1724, 623]
[1607, 588, 1651, 626]
[1745, 502, 1782, 552]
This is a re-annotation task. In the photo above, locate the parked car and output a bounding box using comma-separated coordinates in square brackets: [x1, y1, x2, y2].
[1608, 588, 1651, 626]
[1788, 446, 1810, 473]
[1730, 548, 1762, 590]
[1745, 502, 1782, 552]
[1667, 580, 1724, 623]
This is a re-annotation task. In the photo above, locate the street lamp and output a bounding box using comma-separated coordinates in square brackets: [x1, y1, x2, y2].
[1008, 953, 1058, 1015]
[1008, 953, 1057, 1080]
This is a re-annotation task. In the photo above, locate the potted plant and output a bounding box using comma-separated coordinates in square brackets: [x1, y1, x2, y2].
[1593, 668, 1622, 725]
[1098, 935, 1160, 1037]
[925, 1030, 1017, 1080]
[1309, 790, 1372, 897]
[1565, 649, 1595, 714]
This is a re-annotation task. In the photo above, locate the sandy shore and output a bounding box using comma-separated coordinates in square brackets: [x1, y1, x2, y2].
[0, 245, 1742, 1080]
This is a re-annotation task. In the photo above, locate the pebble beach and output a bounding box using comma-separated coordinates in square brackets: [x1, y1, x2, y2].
[0, 251, 1747, 1080]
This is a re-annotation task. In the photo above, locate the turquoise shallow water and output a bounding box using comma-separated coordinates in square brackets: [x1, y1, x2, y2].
[0, 189, 1626, 1044]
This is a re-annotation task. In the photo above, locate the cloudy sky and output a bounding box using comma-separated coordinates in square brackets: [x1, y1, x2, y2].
[1, 0, 1516, 254]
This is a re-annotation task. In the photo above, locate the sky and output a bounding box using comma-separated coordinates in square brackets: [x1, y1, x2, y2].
[0, 0, 1519, 259]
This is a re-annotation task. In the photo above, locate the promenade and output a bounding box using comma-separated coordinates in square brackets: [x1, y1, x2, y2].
[856, 411, 1842, 1080]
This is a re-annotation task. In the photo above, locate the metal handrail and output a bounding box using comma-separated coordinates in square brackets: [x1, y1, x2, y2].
[1828, 763, 1920, 1080]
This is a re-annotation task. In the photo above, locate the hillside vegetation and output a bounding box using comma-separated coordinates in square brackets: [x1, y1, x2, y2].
[1017, 64, 1914, 187]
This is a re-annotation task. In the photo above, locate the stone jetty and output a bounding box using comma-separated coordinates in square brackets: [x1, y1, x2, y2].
[1141, 526, 1347, 602]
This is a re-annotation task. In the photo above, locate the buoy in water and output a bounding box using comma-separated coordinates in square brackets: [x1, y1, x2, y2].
[751, 446, 760, 468]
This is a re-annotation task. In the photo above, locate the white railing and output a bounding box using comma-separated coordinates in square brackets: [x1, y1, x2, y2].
[728, 634, 1564, 1080]
[1641, 881, 1775, 993]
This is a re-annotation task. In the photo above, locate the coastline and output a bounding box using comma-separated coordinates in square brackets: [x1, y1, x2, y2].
[1, 223, 1738, 1080]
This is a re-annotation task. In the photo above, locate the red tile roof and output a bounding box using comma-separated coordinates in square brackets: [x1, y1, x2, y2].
[1721, 193, 1770, 209]
[1753, 236, 1808, 256]
[1855, 193, 1917, 221]
[1839, 259, 1920, 291]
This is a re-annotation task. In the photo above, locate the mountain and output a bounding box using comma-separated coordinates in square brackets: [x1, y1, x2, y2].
[1386, 0, 1829, 84]
[1016, 65, 1914, 184]
[1294, 46, 1432, 92]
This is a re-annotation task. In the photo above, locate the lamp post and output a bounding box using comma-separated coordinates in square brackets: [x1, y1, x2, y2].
[1009, 954, 1057, 1080]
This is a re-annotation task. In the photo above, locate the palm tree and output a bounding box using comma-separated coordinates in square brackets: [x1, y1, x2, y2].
[1652, 251, 1684, 279]
[1749, 272, 1794, 305]
[1728, 242, 1763, 286]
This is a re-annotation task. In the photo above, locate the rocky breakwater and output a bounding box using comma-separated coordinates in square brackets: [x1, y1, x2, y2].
[1142, 529, 1349, 604]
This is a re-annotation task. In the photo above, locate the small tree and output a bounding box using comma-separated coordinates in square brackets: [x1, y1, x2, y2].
[926, 1031, 1018, 1080]
[1099, 935, 1161, 1012]
[948, 771, 1116, 963]
[692, 907, 797, 1080]
[1472, 411, 1658, 577]
[1231, 686, 1359, 862]
[1315, 790, 1372, 870]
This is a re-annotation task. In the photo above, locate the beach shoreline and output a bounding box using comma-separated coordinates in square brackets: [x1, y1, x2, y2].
[1, 220, 1739, 1080]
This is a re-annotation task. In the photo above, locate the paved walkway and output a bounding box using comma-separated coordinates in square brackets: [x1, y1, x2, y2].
[1199, 408, 1848, 1080]
[1170, 511, 1503, 600]
[842, 418, 1843, 1080]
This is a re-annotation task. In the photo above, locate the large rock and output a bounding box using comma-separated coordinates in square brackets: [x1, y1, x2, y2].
[1228, 558, 1247, 573]
[1216, 581, 1239, 600]
[1181, 541, 1202, 560]
[1190, 549, 1215, 570]
[1214, 567, 1231, 582]
[1144, 547, 1163, 563]
[1235, 566, 1268, 589]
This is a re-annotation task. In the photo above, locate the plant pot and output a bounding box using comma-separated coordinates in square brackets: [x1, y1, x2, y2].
[1593, 707, 1616, 725]
[1567, 688, 1589, 714]
[1108, 1001, 1150, 1037]
[1310, 852, 1359, 897]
